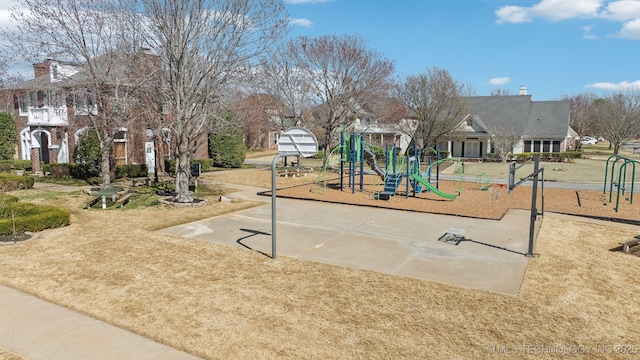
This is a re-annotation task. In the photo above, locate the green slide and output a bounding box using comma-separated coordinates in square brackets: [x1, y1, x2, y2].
[410, 174, 457, 200]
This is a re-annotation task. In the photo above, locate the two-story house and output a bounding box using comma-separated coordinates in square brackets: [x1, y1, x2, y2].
[4, 52, 209, 175]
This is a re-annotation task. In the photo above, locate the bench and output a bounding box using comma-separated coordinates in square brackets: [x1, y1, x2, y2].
[619, 236, 640, 253]
[84, 196, 102, 209]
[114, 193, 133, 208]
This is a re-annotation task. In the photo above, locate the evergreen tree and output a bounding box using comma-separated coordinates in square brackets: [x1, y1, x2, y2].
[0, 112, 17, 161]
[72, 130, 101, 178]
[209, 126, 246, 168]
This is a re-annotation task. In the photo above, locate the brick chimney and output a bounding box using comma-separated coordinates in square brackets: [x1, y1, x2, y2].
[33, 59, 53, 78]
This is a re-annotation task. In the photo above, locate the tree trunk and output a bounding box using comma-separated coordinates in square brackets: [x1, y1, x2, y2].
[99, 138, 111, 188]
[173, 133, 193, 203]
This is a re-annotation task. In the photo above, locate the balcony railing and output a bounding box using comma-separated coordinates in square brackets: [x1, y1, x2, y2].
[27, 107, 69, 127]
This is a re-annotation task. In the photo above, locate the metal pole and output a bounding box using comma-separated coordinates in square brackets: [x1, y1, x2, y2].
[360, 133, 364, 192]
[340, 133, 344, 191]
[527, 156, 539, 257]
[271, 153, 296, 259]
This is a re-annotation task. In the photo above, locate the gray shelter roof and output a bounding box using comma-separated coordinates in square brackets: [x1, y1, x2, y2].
[462, 95, 570, 139]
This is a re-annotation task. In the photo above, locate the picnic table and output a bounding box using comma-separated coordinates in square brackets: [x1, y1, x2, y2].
[93, 186, 123, 209]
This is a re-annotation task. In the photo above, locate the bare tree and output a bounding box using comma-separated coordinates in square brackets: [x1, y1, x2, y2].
[6, 0, 151, 187]
[394, 67, 473, 155]
[252, 39, 314, 132]
[589, 89, 640, 154]
[0, 58, 24, 89]
[560, 92, 598, 136]
[142, 0, 288, 202]
[488, 124, 520, 162]
[227, 92, 281, 149]
[490, 88, 513, 96]
[289, 35, 395, 155]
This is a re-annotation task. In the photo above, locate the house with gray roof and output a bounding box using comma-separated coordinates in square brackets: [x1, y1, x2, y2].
[444, 92, 572, 158]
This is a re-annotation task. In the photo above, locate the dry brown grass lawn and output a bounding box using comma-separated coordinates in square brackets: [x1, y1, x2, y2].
[1, 167, 639, 359]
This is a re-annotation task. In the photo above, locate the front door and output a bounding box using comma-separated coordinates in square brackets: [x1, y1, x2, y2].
[145, 141, 155, 174]
[466, 141, 480, 158]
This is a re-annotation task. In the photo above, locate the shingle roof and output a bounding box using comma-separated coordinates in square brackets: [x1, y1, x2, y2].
[462, 95, 570, 138]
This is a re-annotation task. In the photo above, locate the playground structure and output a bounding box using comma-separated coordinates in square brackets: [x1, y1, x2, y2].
[603, 154, 639, 212]
[315, 132, 464, 201]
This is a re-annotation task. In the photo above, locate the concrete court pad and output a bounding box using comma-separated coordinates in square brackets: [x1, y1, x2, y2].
[160, 198, 532, 295]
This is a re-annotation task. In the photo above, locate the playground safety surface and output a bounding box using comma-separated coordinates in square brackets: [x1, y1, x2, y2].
[275, 175, 640, 223]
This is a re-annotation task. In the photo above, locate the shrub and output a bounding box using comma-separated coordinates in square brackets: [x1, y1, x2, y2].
[164, 159, 176, 175]
[191, 158, 214, 172]
[11, 160, 32, 171]
[209, 127, 246, 168]
[0, 173, 35, 190]
[311, 150, 325, 160]
[115, 164, 149, 178]
[0, 112, 17, 161]
[164, 159, 214, 176]
[0, 162, 12, 173]
[50, 163, 73, 178]
[0, 202, 70, 235]
[508, 151, 582, 163]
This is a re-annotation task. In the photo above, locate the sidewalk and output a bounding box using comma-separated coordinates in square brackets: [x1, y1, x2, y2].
[0, 285, 201, 360]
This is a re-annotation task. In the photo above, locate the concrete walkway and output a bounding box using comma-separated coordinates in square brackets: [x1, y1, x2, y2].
[2, 183, 199, 359]
[0, 286, 201, 360]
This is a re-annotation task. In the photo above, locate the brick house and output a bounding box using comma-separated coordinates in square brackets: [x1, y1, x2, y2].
[1, 52, 209, 175]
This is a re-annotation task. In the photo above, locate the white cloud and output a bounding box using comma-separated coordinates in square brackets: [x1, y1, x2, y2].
[496, 0, 601, 23]
[289, 18, 313, 27]
[487, 77, 511, 85]
[614, 18, 640, 38]
[585, 80, 640, 90]
[581, 25, 600, 39]
[496, 0, 640, 40]
[600, 0, 640, 21]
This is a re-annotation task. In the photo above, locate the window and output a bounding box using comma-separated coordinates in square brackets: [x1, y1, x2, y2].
[74, 90, 97, 115]
[17, 94, 29, 115]
[45, 90, 64, 108]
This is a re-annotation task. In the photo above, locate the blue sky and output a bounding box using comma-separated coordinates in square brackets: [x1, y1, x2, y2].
[285, 0, 640, 100]
[1, 0, 638, 101]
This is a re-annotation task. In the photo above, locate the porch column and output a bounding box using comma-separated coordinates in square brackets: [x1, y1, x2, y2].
[30, 147, 41, 174]
[48, 129, 58, 163]
[48, 145, 60, 164]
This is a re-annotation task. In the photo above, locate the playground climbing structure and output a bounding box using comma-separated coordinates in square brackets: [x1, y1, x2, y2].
[314, 132, 463, 201]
